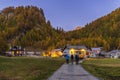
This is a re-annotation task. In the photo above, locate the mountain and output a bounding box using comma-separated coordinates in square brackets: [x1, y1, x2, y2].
[1, 6, 120, 52]
[66, 8, 120, 51]
[0, 6, 65, 52]
[75, 26, 82, 30]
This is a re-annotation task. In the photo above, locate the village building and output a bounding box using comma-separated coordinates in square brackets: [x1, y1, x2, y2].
[91, 47, 101, 57]
[42, 51, 50, 57]
[106, 50, 120, 58]
[42, 49, 63, 57]
[50, 49, 63, 57]
[6, 46, 25, 56]
[24, 47, 42, 56]
[63, 45, 87, 59]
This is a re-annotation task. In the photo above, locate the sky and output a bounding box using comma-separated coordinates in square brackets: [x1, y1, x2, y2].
[0, 0, 120, 31]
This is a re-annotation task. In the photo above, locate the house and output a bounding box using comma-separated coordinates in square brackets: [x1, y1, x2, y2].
[91, 47, 101, 57]
[107, 50, 120, 58]
[7, 46, 25, 56]
[35, 52, 41, 55]
[42, 49, 63, 57]
[50, 49, 63, 57]
[86, 49, 92, 58]
[63, 45, 87, 59]
[42, 51, 50, 57]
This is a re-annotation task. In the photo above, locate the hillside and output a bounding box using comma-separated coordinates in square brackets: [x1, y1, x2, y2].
[1, 6, 120, 52]
[0, 6, 65, 52]
[66, 8, 120, 51]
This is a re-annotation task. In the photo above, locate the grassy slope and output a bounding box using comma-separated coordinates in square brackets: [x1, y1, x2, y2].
[81, 58, 120, 80]
[0, 56, 65, 80]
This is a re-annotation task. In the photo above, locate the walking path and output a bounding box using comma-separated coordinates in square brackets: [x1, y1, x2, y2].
[47, 62, 100, 80]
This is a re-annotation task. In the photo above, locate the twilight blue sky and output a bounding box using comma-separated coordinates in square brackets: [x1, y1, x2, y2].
[0, 0, 120, 31]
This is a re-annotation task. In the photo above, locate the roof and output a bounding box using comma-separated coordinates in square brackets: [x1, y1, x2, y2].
[10, 46, 24, 51]
[107, 50, 120, 55]
[66, 45, 87, 50]
[107, 49, 120, 53]
[91, 48, 101, 51]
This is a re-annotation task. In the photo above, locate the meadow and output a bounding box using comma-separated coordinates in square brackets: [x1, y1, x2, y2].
[81, 58, 120, 80]
[0, 56, 65, 80]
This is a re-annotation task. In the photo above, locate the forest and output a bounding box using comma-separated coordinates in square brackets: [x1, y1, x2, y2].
[0, 6, 120, 53]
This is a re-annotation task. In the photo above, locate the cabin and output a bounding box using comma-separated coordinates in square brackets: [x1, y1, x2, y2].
[63, 45, 87, 59]
[8, 46, 24, 56]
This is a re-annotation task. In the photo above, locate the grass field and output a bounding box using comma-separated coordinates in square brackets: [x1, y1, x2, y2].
[81, 58, 120, 80]
[0, 56, 65, 80]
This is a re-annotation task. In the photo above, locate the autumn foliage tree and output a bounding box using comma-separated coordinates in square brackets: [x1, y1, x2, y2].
[0, 6, 120, 52]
